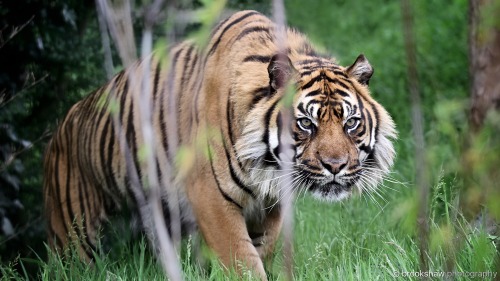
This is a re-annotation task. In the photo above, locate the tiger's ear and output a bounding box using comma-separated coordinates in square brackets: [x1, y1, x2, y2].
[346, 54, 373, 85]
[268, 54, 295, 90]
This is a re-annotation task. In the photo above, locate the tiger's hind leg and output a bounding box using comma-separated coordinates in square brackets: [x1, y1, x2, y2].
[43, 138, 109, 262]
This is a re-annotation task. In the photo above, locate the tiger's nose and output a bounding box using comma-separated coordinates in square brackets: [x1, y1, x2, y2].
[320, 157, 348, 175]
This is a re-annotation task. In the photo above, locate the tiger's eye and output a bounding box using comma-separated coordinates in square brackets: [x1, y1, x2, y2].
[345, 118, 357, 128]
[298, 118, 313, 129]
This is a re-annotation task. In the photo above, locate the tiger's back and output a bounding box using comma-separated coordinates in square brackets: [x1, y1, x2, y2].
[43, 41, 202, 258]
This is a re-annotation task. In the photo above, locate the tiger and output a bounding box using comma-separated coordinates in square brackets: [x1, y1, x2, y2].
[43, 10, 396, 279]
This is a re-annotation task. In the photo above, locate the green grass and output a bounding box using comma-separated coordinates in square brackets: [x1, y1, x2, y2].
[2, 191, 497, 280]
[2, 0, 498, 280]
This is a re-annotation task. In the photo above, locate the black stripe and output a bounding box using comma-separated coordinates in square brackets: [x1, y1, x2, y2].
[70, 128, 92, 260]
[370, 102, 380, 141]
[166, 46, 182, 135]
[356, 98, 367, 137]
[186, 52, 199, 130]
[356, 125, 367, 138]
[262, 99, 281, 167]
[355, 108, 367, 137]
[206, 11, 260, 60]
[243, 55, 271, 63]
[330, 101, 343, 119]
[63, 121, 77, 241]
[227, 90, 259, 189]
[227, 92, 236, 145]
[155, 157, 163, 190]
[99, 115, 114, 195]
[364, 109, 374, 147]
[76, 133, 93, 242]
[192, 53, 204, 124]
[180, 45, 195, 93]
[116, 70, 125, 80]
[118, 80, 129, 131]
[301, 75, 323, 90]
[170, 46, 184, 76]
[235, 26, 270, 41]
[106, 117, 122, 208]
[207, 144, 243, 209]
[297, 102, 307, 116]
[272, 112, 283, 159]
[105, 117, 119, 192]
[186, 50, 199, 87]
[359, 93, 379, 144]
[77, 181, 96, 258]
[305, 90, 321, 97]
[53, 136, 69, 238]
[335, 89, 350, 97]
[226, 90, 246, 171]
[126, 93, 142, 186]
[306, 100, 321, 116]
[333, 70, 348, 78]
[325, 75, 351, 90]
[296, 59, 323, 66]
[159, 100, 169, 163]
[222, 138, 256, 198]
[86, 92, 107, 190]
[218, 187, 243, 209]
[87, 175, 101, 231]
[168, 46, 184, 95]
[152, 59, 162, 108]
[250, 86, 271, 108]
[178, 45, 195, 143]
[207, 13, 232, 44]
[359, 143, 372, 154]
[300, 70, 314, 77]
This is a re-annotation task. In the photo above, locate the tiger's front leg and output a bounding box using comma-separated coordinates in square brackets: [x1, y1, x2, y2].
[248, 205, 283, 264]
[187, 176, 267, 280]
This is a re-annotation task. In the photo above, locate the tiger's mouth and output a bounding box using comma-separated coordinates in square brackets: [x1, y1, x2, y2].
[305, 173, 361, 201]
[308, 181, 351, 201]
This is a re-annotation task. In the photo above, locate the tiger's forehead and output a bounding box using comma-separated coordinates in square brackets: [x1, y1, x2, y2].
[294, 63, 358, 122]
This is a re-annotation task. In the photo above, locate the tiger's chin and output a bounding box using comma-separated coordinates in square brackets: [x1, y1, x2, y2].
[308, 182, 356, 202]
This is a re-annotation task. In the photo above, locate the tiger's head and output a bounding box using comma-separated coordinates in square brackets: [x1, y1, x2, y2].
[267, 54, 396, 201]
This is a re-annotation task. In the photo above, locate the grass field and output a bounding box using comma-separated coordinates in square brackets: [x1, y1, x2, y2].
[2, 0, 498, 280]
[3, 194, 496, 280]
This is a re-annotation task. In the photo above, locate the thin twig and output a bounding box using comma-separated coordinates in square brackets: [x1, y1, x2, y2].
[0, 17, 34, 49]
[100, 0, 183, 279]
[138, 0, 183, 279]
[97, 0, 137, 67]
[95, 0, 114, 79]
[272, 1, 295, 280]
[0, 129, 52, 172]
[0, 74, 49, 109]
[401, 0, 430, 277]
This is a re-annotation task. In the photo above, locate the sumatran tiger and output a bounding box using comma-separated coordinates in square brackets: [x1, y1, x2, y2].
[43, 10, 396, 279]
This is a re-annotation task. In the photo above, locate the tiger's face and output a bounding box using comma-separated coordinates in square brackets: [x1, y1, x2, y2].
[237, 53, 395, 202]
[269, 54, 396, 201]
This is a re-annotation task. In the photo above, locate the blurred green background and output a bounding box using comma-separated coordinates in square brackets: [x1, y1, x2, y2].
[1, 0, 498, 279]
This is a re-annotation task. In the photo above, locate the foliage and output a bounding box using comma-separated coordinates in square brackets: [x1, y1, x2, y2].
[1, 0, 498, 279]
[0, 0, 106, 266]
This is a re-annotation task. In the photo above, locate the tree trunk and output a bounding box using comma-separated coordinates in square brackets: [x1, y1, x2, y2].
[465, 4, 500, 273]
[469, 0, 500, 130]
